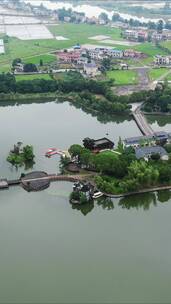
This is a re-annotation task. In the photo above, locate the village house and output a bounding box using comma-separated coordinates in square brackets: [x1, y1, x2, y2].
[0, 39, 5, 54]
[83, 137, 114, 151]
[123, 49, 144, 58]
[14, 63, 24, 73]
[56, 51, 81, 64]
[152, 30, 171, 41]
[73, 12, 86, 23]
[154, 55, 171, 66]
[83, 62, 99, 77]
[109, 49, 124, 58]
[124, 132, 169, 149]
[123, 29, 148, 41]
[64, 16, 71, 22]
[88, 49, 101, 60]
[87, 16, 98, 24]
[123, 135, 156, 148]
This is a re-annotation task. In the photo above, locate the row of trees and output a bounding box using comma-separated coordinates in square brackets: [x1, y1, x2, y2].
[0, 72, 131, 113]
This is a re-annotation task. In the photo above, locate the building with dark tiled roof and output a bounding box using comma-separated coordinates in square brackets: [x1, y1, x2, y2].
[135, 146, 168, 161]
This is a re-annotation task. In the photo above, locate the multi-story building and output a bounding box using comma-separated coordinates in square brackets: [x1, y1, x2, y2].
[83, 62, 99, 77]
[123, 49, 143, 58]
[56, 51, 81, 63]
[154, 55, 171, 65]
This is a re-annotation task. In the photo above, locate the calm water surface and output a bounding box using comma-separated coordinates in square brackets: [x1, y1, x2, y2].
[1, 100, 171, 303]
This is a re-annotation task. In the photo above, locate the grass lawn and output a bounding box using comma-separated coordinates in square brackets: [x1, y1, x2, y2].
[0, 37, 63, 66]
[135, 42, 168, 57]
[148, 68, 170, 80]
[24, 54, 56, 64]
[15, 74, 52, 81]
[166, 73, 171, 81]
[107, 70, 138, 85]
[161, 41, 171, 51]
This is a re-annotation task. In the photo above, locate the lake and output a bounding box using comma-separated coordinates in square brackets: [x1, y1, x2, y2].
[1, 100, 171, 303]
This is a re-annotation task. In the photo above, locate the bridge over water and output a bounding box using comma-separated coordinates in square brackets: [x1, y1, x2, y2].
[132, 105, 154, 136]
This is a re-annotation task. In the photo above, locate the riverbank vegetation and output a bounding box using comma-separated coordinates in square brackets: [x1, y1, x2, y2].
[142, 82, 171, 113]
[0, 72, 131, 114]
[68, 141, 171, 195]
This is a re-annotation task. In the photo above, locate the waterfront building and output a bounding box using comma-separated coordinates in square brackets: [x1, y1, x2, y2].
[83, 137, 114, 151]
[135, 146, 168, 161]
[124, 135, 155, 148]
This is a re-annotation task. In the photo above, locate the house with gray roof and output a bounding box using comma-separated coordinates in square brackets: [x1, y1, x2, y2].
[135, 146, 168, 161]
[123, 135, 155, 148]
[83, 61, 99, 77]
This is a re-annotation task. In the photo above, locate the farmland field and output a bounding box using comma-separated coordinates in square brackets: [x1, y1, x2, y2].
[107, 70, 138, 85]
[15, 74, 52, 81]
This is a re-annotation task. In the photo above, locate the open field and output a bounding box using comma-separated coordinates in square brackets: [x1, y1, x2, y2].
[15, 74, 52, 81]
[48, 23, 123, 47]
[148, 68, 170, 80]
[0, 37, 60, 65]
[161, 41, 171, 51]
[107, 70, 138, 85]
[24, 54, 56, 64]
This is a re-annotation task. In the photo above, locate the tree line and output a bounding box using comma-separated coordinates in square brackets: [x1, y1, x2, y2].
[0, 72, 131, 113]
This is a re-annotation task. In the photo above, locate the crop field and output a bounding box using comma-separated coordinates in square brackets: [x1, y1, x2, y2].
[107, 70, 138, 85]
[15, 74, 52, 81]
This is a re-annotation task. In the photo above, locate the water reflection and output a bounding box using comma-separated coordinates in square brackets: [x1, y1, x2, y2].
[119, 192, 157, 210]
[147, 115, 171, 128]
[96, 197, 114, 210]
[70, 101, 131, 124]
[1, 98, 131, 124]
[69, 190, 171, 214]
[157, 190, 171, 203]
[72, 201, 94, 216]
[71, 197, 114, 215]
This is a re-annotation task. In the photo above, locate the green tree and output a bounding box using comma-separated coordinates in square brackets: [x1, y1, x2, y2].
[102, 58, 112, 71]
[68, 144, 83, 158]
[23, 145, 35, 161]
[24, 63, 38, 73]
[12, 58, 22, 67]
[157, 19, 164, 33]
[40, 59, 43, 66]
[99, 12, 109, 23]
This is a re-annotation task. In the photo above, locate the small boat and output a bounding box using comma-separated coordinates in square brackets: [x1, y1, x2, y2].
[45, 148, 58, 157]
[92, 191, 103, 199]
